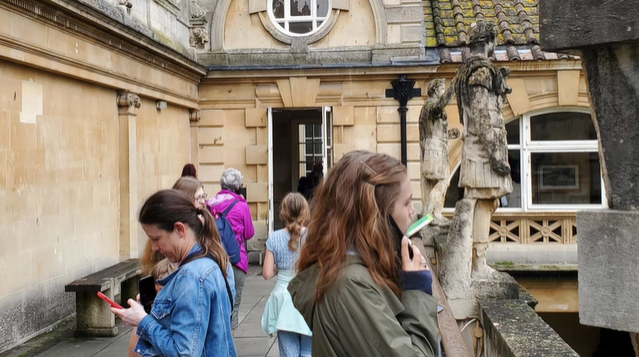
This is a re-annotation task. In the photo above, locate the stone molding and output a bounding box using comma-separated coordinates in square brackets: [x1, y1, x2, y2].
[245, 0, 348, 46]
[0, 0, 206, 80]
[254, 10, 343, 46]
[117, 92, 142, 109]
[210, 0, 387, 49]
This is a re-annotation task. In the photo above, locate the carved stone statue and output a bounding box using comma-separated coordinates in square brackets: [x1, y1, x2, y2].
[419, 79, 455, 226]
[454, 19, 513, 277]
[189, 28, 209, 48]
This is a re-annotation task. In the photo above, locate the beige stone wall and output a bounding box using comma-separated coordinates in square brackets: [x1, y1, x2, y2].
[135, 98, 192, 251]
[0, 59, 120, 350]
[0, 1, 201, 352]
[196, 65, 591, 250]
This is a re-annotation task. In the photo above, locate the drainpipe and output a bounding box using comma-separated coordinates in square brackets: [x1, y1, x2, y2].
[385, 75, 422, 166]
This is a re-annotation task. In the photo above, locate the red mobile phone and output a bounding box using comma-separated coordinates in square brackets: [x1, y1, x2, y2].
[97, 292, 124, 309]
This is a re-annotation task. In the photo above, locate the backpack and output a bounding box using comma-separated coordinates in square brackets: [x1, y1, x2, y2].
[211, 199, 241, 265]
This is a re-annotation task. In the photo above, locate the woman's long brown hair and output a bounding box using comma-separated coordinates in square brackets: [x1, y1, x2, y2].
[139, 189, 229, 277]
[140, 176, 205, 275]
[296, 150, 407, 300]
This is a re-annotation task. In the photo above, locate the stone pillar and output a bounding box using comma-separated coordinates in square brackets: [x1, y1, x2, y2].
[75, 284, 117, 336]
[117, 92, 140, 259]
[540, 0, 639, 346]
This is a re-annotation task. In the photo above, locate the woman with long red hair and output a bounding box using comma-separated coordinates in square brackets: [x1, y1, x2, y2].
[288, 150, 438, 357]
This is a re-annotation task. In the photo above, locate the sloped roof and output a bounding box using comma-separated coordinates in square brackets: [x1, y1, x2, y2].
[423, 0, 575, 63]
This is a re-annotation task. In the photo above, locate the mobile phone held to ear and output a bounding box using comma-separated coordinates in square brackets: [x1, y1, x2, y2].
[97, 292, 124, 309]
[139, 275, 157, 314]
[388, 216, 414, 261]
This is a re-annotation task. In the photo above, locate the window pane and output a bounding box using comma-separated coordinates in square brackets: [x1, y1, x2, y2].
[530, 112, 597, 141]
[531, 152, 602, 204]
[290, 0, 311, 16]
[506, 119, 520, 145]
[498, 150, 522, 208]
[314, 124, 321, 137]
[289, 21, 313, 34]
[317, 0, 329, 17]
[272, 0, 285, 18]
[444, 167, 463, 208]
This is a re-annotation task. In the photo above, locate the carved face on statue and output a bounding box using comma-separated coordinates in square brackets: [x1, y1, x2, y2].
[468, 20, 497, 57]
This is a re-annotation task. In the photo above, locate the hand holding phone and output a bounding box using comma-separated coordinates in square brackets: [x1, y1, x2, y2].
[97, 291, 123, 309]
[389, 216, 414, 261]
[139, 276, 157, 314]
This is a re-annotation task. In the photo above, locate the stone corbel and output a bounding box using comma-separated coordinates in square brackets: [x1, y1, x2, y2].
[189, 109, 201, 122]
[189, 0, 209, 49]
[117, 92, 141, 109]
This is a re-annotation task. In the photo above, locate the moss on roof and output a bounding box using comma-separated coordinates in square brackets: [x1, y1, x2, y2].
[424, 0, 540, 48]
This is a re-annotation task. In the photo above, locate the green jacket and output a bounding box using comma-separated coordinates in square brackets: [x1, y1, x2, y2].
[288, 255, 439, 357]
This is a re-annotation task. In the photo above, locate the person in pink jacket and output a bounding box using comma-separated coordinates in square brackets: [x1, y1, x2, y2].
[207, 168, 255, 335]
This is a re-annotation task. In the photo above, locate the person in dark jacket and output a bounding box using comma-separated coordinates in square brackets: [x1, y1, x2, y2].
[288, 150, 439, 357]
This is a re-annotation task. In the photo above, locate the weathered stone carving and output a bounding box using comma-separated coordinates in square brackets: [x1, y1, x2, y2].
[190, 0, 206, 19]
[189, 28, 209, 48]
[189, 0, 209, 49]
[419, 79, 455, 226]
[455, 19, 513, 277]
[438, 20, 519, 320]
[117, 92, 141, 109]
[189, 109, 201, 122]
[118, 0, 133, 9]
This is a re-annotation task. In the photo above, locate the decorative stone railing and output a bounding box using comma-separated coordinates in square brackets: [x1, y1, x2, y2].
[489, 212, 577, 244]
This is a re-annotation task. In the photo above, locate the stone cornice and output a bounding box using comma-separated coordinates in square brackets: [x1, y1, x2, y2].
[203, 59, 583, 80]
[0, 0, 207, 80]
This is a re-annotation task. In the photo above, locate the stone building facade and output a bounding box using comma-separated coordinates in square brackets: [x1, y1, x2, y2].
[0, 0, 602, 352]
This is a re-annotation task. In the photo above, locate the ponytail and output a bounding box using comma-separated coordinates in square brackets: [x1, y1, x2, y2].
[279, 193, 310, 252]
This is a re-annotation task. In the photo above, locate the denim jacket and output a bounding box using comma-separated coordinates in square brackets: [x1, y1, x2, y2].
[134, 244, 237, 357]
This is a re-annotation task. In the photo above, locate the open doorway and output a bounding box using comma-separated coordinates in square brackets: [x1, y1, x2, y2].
[268, 108, 332, 231]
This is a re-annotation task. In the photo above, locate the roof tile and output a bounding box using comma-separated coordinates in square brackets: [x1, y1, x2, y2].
[425, 0, 541, 48]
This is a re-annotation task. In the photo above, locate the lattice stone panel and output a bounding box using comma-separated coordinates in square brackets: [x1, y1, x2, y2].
[489, 220, 521, 243]
[489, 214, 577, 244]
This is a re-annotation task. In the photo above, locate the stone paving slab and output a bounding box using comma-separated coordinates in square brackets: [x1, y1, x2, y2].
[1, 265, 278, 357]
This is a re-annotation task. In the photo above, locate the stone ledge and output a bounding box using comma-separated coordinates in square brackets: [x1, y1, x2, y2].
[198, 45, 426, 67]
[481, 299, 579, 357]
[491, 264, 578, 272]
[15, 0, 205, 76]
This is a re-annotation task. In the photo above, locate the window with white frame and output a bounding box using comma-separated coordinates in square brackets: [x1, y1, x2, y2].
[444, 110, 605, 211]
[268, 0, 331, 36]
[298, 123, 323, 176]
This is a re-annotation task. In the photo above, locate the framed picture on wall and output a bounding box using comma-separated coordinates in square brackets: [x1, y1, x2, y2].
[539, 165, 580, 190]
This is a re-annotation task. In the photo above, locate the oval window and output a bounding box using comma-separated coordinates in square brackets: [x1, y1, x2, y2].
[268, 0, 331, 36]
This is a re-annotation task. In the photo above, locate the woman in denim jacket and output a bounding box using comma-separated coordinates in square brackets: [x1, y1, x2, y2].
[112, 189, 237, 357]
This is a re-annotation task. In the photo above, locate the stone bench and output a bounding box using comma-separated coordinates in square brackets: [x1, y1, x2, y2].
[65, 259, 140, 336]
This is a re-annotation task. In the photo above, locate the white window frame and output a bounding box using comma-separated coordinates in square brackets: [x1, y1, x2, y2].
[520, 107, 606, 211]
[267, 0, 331, 37]
[444, 108, 607, 213]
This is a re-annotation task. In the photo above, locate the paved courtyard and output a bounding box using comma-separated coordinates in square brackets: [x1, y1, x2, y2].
[1, 266, 279, 357]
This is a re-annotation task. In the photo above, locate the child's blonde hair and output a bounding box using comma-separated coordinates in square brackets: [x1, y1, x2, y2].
[151, 258, 176, 281]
